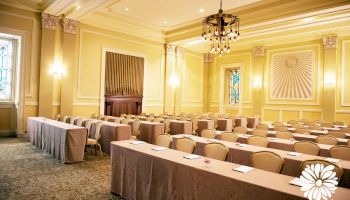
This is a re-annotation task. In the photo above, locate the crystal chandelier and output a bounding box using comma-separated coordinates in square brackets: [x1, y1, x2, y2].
[201, 0, 240, 55]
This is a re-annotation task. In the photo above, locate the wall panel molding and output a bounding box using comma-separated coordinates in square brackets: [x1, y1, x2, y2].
[341, 40, 350, 106]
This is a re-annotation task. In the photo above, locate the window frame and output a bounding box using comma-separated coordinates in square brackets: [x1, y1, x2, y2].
[0, 37, 17, 103]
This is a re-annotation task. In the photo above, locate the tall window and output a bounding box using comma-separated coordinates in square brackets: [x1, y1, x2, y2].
[0, 38, 15, 101]
[229, 69, 240, 104]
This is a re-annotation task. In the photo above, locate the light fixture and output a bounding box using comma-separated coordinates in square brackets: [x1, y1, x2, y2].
[202, 0, 240, 55]
[163, 21, 168, 24]
[76, 5, 81, 10]
[124, 8, 129, 11]
[169, 74, 179, 88]
[199, 8, 204, 13]
[49, 61, 66, 78]
[303, 17, 314, 22]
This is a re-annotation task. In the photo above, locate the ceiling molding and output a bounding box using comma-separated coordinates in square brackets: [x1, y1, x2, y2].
[0, 0, 44, 12]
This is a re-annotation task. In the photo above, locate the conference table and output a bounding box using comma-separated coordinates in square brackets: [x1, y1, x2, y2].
[171, 135, 350, 188]
[110, 140, 350, 200]
[27, 117, 87, 163]
[216, 118, 233, 131]
[169, 120, 192, 135]
[138, 121, 165, 144]
[196, 119, 214, 134]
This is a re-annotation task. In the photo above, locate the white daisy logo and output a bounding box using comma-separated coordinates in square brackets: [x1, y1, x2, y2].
[300, 163, 338, 200]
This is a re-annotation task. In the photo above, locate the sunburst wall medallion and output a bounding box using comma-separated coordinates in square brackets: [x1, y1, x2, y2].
[271, 50, 314, 99]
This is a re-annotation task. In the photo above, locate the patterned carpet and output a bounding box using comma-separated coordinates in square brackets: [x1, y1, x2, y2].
[0, 137, 124, 200]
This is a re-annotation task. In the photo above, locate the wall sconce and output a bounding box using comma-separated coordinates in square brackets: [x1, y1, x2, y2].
[324, 74, 335, 87]
[252, 77, 262, 89]
[169, 74, 179, 88]
[49, 61, 66, 78]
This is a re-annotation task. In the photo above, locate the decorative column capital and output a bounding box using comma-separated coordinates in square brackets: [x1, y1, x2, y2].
[252, 46, 264, 57]
[41, 13, 59, 30]
[175, 47, 184, 58]
[165, 44, 176, 55]
[62, 18, 79, 34]
[322, 35, 338, 49]
[204, 53, 213, 63]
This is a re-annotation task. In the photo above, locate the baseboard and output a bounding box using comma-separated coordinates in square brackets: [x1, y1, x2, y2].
[0, 130, 16, 137]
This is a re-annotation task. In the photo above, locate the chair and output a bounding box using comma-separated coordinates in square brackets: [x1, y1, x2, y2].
[298, 119, 308, 123]
[304, 121, 316, 127]
[163, 119, 171, 134]
[275, 131, 293, 140]
[333, 121, 344, 126]
[204, 143, 229, 161]
[274, 126, 288, 132]
[121, 118, 129, 125]
[131, 120, 141, 139]
[312, 120, 323, 124]
[155, 134, 172, 148]
[102, 116, 110, 121]
[175, 137, 196, 153]
[256, 124, 269, 130]
[76, 118, 85, 127]
[291, 124, 304, 129]
[84, 120, 93, 137]
[148, 113, 155, 117]
[233, 126, 248, 134]
[247, 135, 269, 147]
[146, 117, 153, 122]
[210, 116, 218, 129]
[120, 113, 126, 118]
[329, 146, 350, 161]
[219, 132, 238, 142]
[340, 127, 350, 133]
[97, 115, 103, 120]
[62, 116, 69, 123]
[316, 135, 338, 146]
[200, 129, 216, 139]
[252, 129, 268, 137]
[55, 114, 61, 121]
[140, 112, 146, 116]
[287, 120, 298, 125]
[114, 118, 121, 124]
[321, 122, 333, 128]
[300, 159, 343, 181]
[86, 121, 103, 159]
[251, 151, 284, 173]
[191, 117, 199, 134]
[179, 116, 188, 121]
[126, 115, 133, 120]
[272, 122, 284, 127]
[293, 141, 320, 155]
[295, 128, 311, 134]
[91, 114, 97, 119]
[328, 131, 346, 139]
[69, 117, 77, 124]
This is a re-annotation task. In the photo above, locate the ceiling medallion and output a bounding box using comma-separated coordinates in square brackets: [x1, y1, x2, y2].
[201, 0, 240, 56]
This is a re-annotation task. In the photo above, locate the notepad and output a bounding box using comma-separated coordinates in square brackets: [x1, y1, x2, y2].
[130, 141, 146, 145]
[182, 134, 193, 138]
[233, 166, 254, 173]
[183, 154, 202, 160]
[268, 137, 276, 140]
[240, 135, 250, 138]
[287, 152, 301, 156]
[238, 143, 248, 147]
[326, 158, 340, 163]
[289, 178, 304, 187]
[152, 147, 168, 151]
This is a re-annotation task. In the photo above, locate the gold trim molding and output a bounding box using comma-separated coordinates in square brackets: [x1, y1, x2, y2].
[41, 13, 59, 30]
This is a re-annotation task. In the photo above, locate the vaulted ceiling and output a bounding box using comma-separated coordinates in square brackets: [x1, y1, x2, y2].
[2, 0, 350, 52]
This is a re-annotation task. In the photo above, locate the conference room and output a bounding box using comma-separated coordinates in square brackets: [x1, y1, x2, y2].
[1, 0, 350, 199]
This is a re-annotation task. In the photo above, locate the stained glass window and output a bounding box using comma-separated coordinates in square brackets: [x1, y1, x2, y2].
[229, 69, 240, 104]
[0, 38, 14, 101]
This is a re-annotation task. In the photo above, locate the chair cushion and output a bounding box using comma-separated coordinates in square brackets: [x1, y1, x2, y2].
[87, 138, 97, 145]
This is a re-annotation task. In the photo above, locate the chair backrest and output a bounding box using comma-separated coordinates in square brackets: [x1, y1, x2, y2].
[146, 117, 153, 122]
[340, 127, 350, 133]
[316, 135, 338, 146]
[175, 137, 196, 153]
[94, 122, 103, 141]
[131, 120, 141, 137]
[256, 124, 269, 130]
[329, 146, 350, 161]
[148, 113, 155, 117]
[114, 118, 121, 124]
[287, 120, 298, 125]
[251, 151, 284, 173]
[234, 126, 248, 134]
[321, 122, 333, 128]
[76, 118, 85, 127]
[121, 118, 129, 125]
[247, 135, 269, 147]
[97, 115, 103, 120]
[298, 119, 307, 123]
[84, 120, 93, 137]
[204, 143, 229, 161]
[275, 131, 292, 140]
[333, 121, 344, 126]
[252, 129, 268, 137]
[274, 126, 288, 132]
[272, 122, 284, 127]
[295, 128, 311, 134]
[120, 113, 126, 118]
[291, 124, 305, 129]
[293, 141, 320, 155]
[102, 116, 110, 121]
[140, 112, 146, 116]
[55, 114, 61, 121]
[219, 132, 238, 142]
[179, 116, 188, 121]
[155, 134, 172, 148]
[304, 121, 316, 127]
[309, 125, 323, 131]
[163, 119, 171, 133]
[328, 131, 346, 139]
[69, 117, 76, 125]
[126, 115, 133, 119]
[201, 129, 216, 139]
[192, 117, 199, 133]
[300, 159, 343, 181]
[91, 114, 97, 119]
[312, 120, 323, 124]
